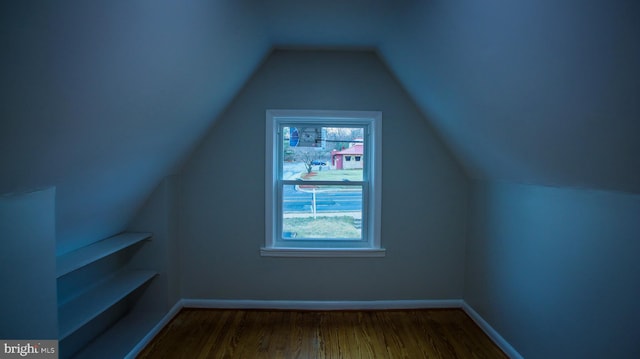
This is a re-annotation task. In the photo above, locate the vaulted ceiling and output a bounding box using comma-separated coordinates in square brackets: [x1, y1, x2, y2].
[1, 0, 638, 252]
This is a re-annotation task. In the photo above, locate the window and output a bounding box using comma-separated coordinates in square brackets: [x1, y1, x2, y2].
[263, 110, 384, 257]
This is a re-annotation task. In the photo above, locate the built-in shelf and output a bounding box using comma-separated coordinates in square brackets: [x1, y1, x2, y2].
[56, 232, 152, 278]
[72, 310, 164, 359]
[58, 270, 157, 340]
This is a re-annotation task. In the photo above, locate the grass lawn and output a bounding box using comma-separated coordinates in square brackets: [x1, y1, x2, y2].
[283, 216, 361, 239]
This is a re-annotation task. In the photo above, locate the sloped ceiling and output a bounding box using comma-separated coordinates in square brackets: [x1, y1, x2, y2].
[0, 0, 269, 253]
[379, 0, 640, 194]
[1, 0, 638, 252]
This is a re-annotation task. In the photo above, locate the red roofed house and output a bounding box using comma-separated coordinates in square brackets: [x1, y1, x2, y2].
[331, 143, 364, 170]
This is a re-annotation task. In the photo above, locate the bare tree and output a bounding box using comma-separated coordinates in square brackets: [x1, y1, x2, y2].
[293, 147, 328, 174]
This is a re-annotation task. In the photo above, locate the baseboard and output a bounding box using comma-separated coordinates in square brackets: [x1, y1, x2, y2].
[129, 298, 522, 359]
[181, 298, 464, 310]
[461, 302, 524, 359]
[125, 299, 185, 359]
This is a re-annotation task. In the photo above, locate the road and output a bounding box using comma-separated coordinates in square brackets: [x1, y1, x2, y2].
[282, 185, 362, 213]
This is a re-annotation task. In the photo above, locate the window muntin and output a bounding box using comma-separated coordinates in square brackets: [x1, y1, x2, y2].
[264, 110, 383, 257]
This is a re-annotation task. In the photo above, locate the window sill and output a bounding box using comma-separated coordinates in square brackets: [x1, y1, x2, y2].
[260, 247, 386, 258]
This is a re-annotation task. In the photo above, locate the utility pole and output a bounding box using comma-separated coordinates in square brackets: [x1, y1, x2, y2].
[312, 188, 317, 219]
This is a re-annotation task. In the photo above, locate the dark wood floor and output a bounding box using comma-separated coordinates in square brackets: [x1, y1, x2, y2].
[138, 308, 507, 358]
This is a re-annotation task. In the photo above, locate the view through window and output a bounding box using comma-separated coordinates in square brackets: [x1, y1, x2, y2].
[281, 125, 365, 240]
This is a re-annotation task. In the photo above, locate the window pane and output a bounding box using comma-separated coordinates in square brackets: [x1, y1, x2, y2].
[282, 184, 363, 240]
[282, 126, 364, 182]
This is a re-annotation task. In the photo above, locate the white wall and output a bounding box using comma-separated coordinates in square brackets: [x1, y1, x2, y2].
[178, 49, 470, 300]
[465, 181, 640, 358]
[127, 175, 181, 313]
[0, 188, 58, 339]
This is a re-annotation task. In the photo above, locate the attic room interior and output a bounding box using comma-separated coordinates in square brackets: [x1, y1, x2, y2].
[1, 0, 638, 358]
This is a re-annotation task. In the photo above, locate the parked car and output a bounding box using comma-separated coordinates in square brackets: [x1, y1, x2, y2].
[311, 160, 326, 166]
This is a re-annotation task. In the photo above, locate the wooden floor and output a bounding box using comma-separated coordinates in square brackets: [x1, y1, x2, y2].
[138, 308, 507, 358]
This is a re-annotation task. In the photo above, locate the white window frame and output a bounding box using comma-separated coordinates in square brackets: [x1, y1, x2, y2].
[262, 109, 384, 257]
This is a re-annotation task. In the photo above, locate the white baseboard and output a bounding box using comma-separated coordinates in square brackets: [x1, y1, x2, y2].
[461, 302, 524, 359]
[181, 298, 464, 310]
[125, 299, 185, 359]
[129, 298, 522, 359]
